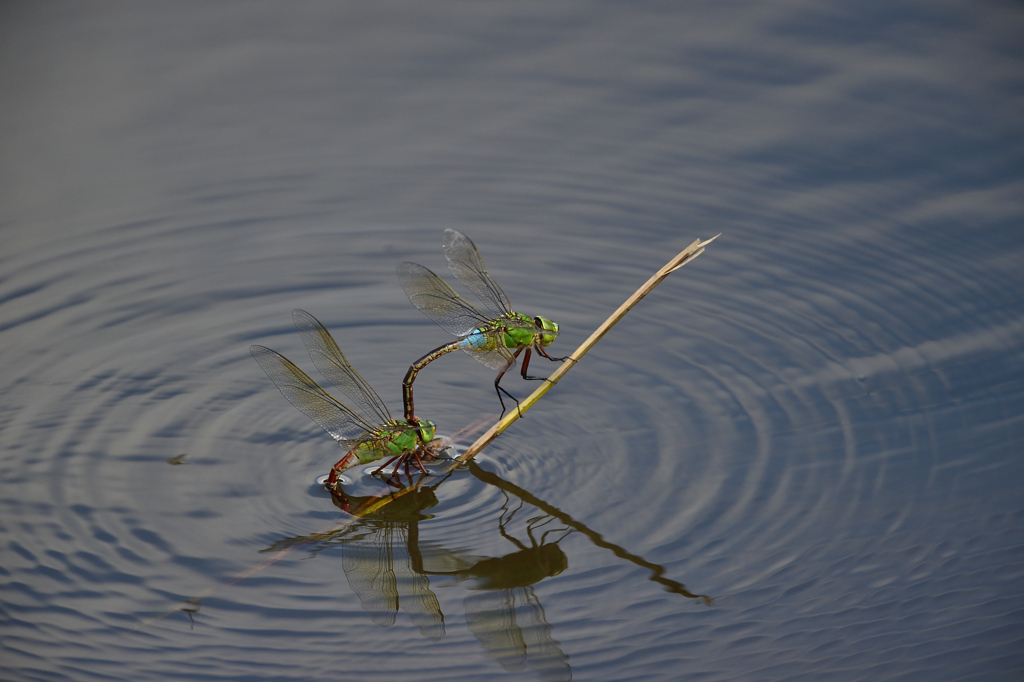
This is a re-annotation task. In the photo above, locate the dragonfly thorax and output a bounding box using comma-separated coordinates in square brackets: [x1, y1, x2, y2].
[349, 419, 436, 465]
[503, 324, 537, 349]
[491, 313, 559, 349]
[388, 419, 437, 449]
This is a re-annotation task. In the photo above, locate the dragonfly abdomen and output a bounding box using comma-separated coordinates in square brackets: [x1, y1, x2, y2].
[459, 329, 497, 352]
[348, 441, 389, 465]
[403, 341, 463, 423]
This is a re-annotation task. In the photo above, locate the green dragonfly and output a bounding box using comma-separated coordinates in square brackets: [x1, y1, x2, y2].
[397, 228, 566, 423]
[250, 309, 438, 486]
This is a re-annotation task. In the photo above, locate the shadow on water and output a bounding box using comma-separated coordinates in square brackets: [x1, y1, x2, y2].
[252, 462, 711, 681]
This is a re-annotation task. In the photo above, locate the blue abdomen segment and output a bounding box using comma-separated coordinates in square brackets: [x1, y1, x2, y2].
[460, 330, 491, 351]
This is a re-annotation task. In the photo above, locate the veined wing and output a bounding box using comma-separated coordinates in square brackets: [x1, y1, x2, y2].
[397, 261, 492, 337]
[465, 346, 517, 372]
[443, 228, 512, 318]
[250, 344, 380, 445]
[291, 309, 392, 426]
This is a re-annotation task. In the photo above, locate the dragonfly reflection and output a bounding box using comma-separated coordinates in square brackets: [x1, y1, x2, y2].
[422, 491, 573, 680]
[267, 472, 571, 679]
[338, 512, 446, 640]
[264, 474, 449, 641]
[263, 465, 711, 681]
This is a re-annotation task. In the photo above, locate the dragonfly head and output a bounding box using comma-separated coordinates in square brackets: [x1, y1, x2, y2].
[534, 316, 559, 346]
[414, 420, 437, 443]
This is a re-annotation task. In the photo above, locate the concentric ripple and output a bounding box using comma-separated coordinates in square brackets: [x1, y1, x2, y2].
[3, 2, 1024, 680]
[3, 163, 1022, 680]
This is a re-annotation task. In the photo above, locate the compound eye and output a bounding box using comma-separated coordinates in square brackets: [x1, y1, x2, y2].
[534, 316, 543, 328]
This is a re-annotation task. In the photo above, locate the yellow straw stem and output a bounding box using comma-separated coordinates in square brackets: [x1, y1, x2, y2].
[456, 234, 719, 463]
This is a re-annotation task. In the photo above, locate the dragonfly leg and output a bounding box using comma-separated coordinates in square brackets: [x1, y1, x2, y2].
[537, 345, 571, 363]
[382, 454, 407, 486]
[496, 384, 522, 419]
[521, 348, 551, 381]
[371, 454, 402, 476]
[519, 348, 535, 378]
[410, 447, 429, 474]
[494, 349, 525, 419]
[525, 345, 575, 381]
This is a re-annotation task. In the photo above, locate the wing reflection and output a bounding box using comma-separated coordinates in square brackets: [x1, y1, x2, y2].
[340, 523, 445, 640]
[294, 475, 448, 641]
[463, 588, 569, 681]
[419, 491, 572, 680]
[260, 460, 709, 681]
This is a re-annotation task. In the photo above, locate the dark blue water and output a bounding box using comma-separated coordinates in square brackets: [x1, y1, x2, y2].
[1, 2, 1022, 680]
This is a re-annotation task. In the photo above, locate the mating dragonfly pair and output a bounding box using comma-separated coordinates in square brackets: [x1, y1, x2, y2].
[251, 229, 566, 487]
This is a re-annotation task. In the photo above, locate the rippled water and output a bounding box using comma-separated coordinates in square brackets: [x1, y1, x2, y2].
[2, 2, 1022, 680]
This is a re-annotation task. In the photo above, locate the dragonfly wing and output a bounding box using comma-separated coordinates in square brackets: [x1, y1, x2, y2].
[463, 346, 517, 372]
[250, 345, 377, 444]
[291, 309, 393, 426]
[443, 228, 512, 318]
[397, 261, 491, 337]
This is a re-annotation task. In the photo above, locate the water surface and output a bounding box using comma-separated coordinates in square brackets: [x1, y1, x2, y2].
[1, 2, 1022, 680]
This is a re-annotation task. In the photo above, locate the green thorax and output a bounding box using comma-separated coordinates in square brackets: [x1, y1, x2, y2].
[349, 420, 436, 464]
[483, 313, 558, 349]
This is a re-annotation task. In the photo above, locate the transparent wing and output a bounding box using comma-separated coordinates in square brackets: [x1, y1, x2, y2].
[250, 344, 378, 445]
[397, 261, 492, 337]
[443, 228, 512, 318]
[291, 309, 392, 425]
[463, 346, 517, 372]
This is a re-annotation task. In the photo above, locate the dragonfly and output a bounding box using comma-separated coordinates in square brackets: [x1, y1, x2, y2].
[397, 228, 566, 423]
[250, 309, 439, 486]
